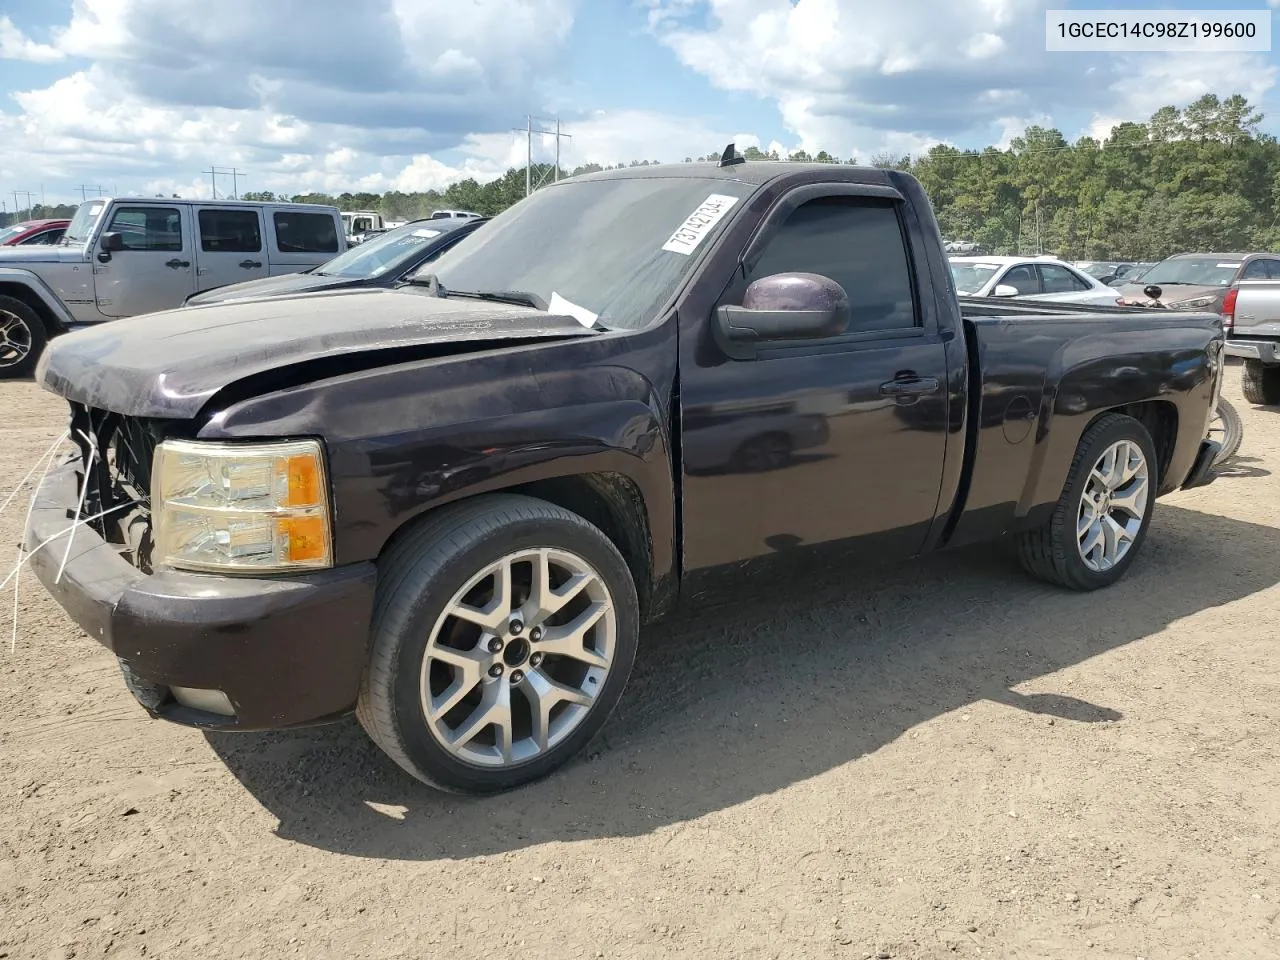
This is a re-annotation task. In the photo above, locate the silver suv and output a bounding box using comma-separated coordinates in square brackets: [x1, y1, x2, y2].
[0, 197, 346, 377]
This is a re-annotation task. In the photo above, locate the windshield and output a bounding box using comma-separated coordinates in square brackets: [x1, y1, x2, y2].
[316, 220, 460, 278]
[1141, 257, 1241, 287]
[0, 224, 26, 243]
[63, 201, 105, 245]
[1079, 262, 1117, 278]
[948, 261, 1000, 295]
[413, 176, 755, 330]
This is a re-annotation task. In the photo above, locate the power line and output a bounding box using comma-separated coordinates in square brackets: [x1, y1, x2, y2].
[511, 116, 572, 197]
[201, 166, 246, 200]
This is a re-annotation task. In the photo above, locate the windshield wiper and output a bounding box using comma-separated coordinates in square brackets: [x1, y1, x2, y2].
[404, 274, 546, 310]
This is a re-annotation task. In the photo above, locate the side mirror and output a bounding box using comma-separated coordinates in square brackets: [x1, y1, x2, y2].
[1143, 283, 1163, 301]
[993, 283, 1019, 298]
[100, 232, 125, 252]
[716, 272, 850, 358]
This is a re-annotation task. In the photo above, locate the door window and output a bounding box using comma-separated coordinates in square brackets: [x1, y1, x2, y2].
[1241, 259, 1276, 279]
[106, 207, 183, 251]
[1038, 263, 1091, 293]
[747, 196, 918, 333]
[199, 209, 262, 252]
[273, 212, 339, 253]
[1000, 264, 1039, 295]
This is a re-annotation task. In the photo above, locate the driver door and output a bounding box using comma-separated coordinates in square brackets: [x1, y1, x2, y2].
[93, 204, 196, 317]
[679, 187, 952, 578]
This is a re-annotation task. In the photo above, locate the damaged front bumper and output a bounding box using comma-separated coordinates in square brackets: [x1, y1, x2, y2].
[24, 462, 377, 730]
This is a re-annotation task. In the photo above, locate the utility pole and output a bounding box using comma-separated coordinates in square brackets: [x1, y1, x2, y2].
[75, 184, 106, 201]
[203, 167, 218, 199]
[512, 116, 573, 196]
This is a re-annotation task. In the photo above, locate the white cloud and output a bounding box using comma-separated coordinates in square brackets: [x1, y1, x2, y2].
[646, 0, 1279, 159]
[0, 15, 63, 62]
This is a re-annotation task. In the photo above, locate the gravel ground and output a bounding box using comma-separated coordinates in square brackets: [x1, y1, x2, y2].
[1, 363, 1277, 960]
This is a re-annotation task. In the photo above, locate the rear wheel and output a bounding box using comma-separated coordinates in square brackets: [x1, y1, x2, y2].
[1017, 413, 1157, 591]
[1208, 397, 1244, 464]
[0, 295, 47, 380]
[1241, 360, 1280, 405]
[357, 494, 639, 794]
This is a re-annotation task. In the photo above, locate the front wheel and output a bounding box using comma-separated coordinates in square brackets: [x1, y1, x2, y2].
[357, 494, 639, 794]
[1017, 413, 1157, 591]
[0, 295, 48, 380]
[1208, 397, 1243, 465]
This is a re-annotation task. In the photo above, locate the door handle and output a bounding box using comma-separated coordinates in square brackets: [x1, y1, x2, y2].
[879, 375, 940, 397]
[239, 259, 263, 269]
[165, 258, 191, 269]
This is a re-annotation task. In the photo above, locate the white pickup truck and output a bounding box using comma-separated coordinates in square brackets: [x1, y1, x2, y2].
[0, 197, 346, 378]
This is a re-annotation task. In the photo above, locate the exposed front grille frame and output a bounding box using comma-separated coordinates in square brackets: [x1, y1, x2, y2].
[67, 401, 162, 571]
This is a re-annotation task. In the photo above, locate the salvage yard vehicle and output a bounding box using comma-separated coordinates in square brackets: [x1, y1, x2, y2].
[0, 197, 345, 378]
[0, 218, 70, 247]
[1221, 274, 1280, 404]
[184, 216, 487, 306]
[26, 155, 1224, 794]
[949, 255, 1124, 307]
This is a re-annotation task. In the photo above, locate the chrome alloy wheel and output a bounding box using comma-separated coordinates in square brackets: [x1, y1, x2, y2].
[0, 309, 32, 370]
[1076, 439, 1149, 572]
[420, 547, 616, 767]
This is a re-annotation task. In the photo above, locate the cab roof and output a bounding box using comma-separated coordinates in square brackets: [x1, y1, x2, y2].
[565, 159, 896, 187]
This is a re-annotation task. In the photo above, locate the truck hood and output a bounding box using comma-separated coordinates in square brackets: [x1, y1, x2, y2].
[185, 271, 354, 305]
[0, 244, 85, 265]
[38, 287, 598, 419]
[1116, 281, 1224, 306]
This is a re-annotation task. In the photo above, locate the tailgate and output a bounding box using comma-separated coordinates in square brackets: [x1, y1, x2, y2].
[1232, 281, 1280, 336]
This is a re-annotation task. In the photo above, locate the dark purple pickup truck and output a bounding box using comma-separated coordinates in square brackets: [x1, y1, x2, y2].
[26, 155, 1224, 794]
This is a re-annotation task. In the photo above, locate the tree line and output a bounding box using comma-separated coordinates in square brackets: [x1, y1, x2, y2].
[6, 94, 1277, 260]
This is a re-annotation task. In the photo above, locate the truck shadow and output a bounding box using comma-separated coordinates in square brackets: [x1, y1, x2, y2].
[205, 503, 1276, 861]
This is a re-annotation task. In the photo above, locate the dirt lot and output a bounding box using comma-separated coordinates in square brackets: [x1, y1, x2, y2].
[1, 365, 1277, 960]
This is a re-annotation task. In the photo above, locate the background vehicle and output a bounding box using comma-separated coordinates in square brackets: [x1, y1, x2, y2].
[429, 209, 483, 221]
[185, 216, 488, 306]
[27, 159, 1222, 795]
[0, 218, 70, 247]
[1221, 275, 1280, 403]
[342, 210, 386, 239]
[1075, 260, 1132, 285]
[1116, 252, 1280, 312]
[949, 255, 1124, 306]
[0, 197, 344, 378]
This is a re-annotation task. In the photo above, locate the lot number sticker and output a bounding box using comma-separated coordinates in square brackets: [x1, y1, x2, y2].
[662, 194, 740, 256]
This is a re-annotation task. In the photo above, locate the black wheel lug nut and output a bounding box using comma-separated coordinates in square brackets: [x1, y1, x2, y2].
[510, 669, 525, 685]
[487, 637, 503, 653]
[488, 664, 503, 678]
[529, 652, 543, 667]
[510, 619, 524, 635]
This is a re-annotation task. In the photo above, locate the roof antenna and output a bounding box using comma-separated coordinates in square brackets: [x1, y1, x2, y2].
[718, 142, 746, 167]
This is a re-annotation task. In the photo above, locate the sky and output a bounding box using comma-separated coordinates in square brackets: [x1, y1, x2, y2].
[1, 0, 1279, 206]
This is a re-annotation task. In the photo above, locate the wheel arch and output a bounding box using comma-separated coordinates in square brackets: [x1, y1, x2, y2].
[375, 472, 662, 623]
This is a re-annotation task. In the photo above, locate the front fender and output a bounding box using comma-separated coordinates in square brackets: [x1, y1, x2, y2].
[198, 332, 677, 589]
[0, 267, 76, 328]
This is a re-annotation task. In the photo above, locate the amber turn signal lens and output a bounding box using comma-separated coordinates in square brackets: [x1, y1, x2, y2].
[279, 515, 328, 563]
[285, 454, 323, 507]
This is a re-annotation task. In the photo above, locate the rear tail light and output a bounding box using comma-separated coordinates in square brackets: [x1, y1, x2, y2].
[1221, 287, 1237, 331]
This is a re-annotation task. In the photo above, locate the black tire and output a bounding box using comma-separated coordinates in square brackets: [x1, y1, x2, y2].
[0, 295, 48, 380]
[1241, 360, 1280, 406]
[1017, 413, 1157, 591]
[356, 493, 639, 794]
[1210, 397, 1244, 465]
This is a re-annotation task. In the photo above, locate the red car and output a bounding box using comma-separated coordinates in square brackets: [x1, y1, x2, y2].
[0, 218, 70, 246]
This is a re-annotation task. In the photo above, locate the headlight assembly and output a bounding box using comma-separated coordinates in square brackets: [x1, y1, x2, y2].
[1167, 295, 1218, 309]
[151, 439, 332, 573]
